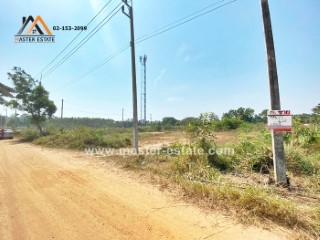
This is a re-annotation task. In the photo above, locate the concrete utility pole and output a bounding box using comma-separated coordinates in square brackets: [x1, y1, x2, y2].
[122, 0, 139, 152]
[61, 99, 64, 120]
[261, 0, 287, 185]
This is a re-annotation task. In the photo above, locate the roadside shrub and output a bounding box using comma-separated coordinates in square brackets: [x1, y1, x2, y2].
[208, 154, 235, 171]
[20, 128, 41, 142]
[214, 118, 244, 130]
[286, 147, 320, 175]
[167, 120, 234, 172]
[284, 121, 320, 150]
[33, 127, 132, 149]
[233, 131, 273, 173]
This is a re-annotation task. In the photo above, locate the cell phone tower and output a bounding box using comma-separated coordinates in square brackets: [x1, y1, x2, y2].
[140, 55, 147, 124]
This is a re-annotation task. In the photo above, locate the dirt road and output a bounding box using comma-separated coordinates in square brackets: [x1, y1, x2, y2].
[0, 140, 286, 240]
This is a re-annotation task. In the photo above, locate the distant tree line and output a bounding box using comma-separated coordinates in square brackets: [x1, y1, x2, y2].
[1, 105, 318, 132]
[1, 68, 319, 131]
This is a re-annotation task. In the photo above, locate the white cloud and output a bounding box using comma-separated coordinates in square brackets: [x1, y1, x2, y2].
[154, 68, 167, 85]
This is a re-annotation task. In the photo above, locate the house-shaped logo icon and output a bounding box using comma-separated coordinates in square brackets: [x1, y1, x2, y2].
[15, 15, 55, 43]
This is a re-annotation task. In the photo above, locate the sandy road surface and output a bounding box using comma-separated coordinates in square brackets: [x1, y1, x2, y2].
[0, 140, 287, 240]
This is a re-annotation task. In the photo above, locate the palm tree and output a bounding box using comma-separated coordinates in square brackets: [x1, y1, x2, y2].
[0, 82, 15, 105]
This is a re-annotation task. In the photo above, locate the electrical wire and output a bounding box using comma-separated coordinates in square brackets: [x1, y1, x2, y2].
[136, 0, 237, 44]
[135, 0, 225, 42]
[36, 0, 114, 78]
[48, 0, 237, 93]
[51, 43, 130, 93]
[42, 2, 123, 80]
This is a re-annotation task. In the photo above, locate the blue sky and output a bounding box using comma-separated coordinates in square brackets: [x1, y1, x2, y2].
[0, 0, 319, 121]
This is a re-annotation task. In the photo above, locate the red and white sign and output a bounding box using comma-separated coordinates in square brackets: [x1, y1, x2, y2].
[267, 110, 292, 132]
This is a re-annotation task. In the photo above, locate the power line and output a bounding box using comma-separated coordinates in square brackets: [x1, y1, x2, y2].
[135, 0, 225, 42]
[43, 4, 122, 79]
[36, 0, 114, 78]
[51, 43, 130, 93]
[42, 2, 123, 80]
[48, 0, 237, 93]
[136, 0, 237, 44]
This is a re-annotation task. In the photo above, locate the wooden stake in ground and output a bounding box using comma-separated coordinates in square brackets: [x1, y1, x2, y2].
[261, 0, 287, 185]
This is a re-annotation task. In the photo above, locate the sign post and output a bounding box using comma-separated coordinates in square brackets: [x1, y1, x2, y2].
[261, 0, 288, 185]
[268, 110, 292, 132]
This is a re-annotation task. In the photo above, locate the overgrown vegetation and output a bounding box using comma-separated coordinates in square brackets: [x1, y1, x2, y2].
[112, 120, 320, 238]
[9, 106, 320, 238]
[19, 127, 132, 149]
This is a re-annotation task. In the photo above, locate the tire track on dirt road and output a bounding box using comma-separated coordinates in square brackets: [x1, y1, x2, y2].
[0, 140, 287, 240]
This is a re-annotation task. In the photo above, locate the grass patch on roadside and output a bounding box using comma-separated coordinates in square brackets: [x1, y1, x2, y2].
[20, 127, 132, 150]
[113, 153, 320, 239]
[18, 122, 320, 238]
[110, 122, 320, 239]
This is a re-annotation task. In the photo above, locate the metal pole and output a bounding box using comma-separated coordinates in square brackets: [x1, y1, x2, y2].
[5, 108, 7, 128]
[61, 99, 64, 120]
[261, 0, 287, 185]
[122, 0, 139, 152]
[122, 108, 124, 128]
[140, 56, 143, 121]
[143, 55, 147, 125]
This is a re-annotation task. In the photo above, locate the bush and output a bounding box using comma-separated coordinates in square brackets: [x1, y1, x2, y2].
[231, 131, 273, 173]
[33, 127, 132, 150]
[284, 121, 320, 150]
[286, 147, 320, 175]
[214, 118, 244, 130]
[20, 128, 41, 142]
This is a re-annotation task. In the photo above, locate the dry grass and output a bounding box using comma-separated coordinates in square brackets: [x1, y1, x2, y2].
[27, 127, 320, 238]
[107, 129, 320, 239]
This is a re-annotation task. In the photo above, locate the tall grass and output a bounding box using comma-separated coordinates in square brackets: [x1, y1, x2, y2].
[113, 122, 320, 238]
[21, 127, 132, 149]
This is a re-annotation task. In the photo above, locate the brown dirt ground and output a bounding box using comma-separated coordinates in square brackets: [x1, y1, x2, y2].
[0, 139, 288, 239]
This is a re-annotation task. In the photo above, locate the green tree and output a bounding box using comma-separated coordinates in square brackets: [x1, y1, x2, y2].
[179, 117, 198, 126]
[7, 67, 57, 133]
[199, 112, 219, 123]
[255, 109, 268, 123]
[0, 82, 15, 105]
[222, 107, 255, 123]
[312, 103, 320, 115]
[162, 117, 178, 126]
[312, 103, 320, 123]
